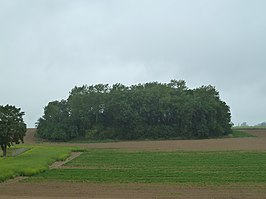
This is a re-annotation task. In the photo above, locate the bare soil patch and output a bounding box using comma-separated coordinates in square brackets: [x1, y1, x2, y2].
[0, 182, 266, 199]
[24, 128, 37, 144]
[51, 129, 266, 152]
[28, 128, 266, 152]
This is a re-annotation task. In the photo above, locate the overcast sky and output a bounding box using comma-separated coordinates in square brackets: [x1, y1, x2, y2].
[1, 0, 265, 127]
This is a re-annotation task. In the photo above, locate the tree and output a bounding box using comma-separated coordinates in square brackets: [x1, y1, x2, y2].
[240, 122, 248, 127]
[36, 100, 77, 141]
[36, 80, 233, 141]
[0, 105, 27, 157]
[67, 84, 109, 138]
[255, 122, 266, 127]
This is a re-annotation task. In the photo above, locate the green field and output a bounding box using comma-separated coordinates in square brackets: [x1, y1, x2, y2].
[231, 130, 256, 138]
[0, 145, 77, 182]
[30, 149, 266, 185]
[233, 126, 266, 130]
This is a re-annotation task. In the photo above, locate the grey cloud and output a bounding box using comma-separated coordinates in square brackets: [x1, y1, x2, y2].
[0, 0, 265, 126]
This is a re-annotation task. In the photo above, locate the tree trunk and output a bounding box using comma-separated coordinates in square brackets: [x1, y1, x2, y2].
[1, 144, 7, 157]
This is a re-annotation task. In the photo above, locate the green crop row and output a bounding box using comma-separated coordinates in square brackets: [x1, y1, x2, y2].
[231, 130, 256, 138]
[30, 150, 266, 185]
[0, 145, 77, 182]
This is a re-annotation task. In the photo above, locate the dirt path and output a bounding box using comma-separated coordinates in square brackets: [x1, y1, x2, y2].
[49, 152, 82, 169]
[24, 128, 37, 144]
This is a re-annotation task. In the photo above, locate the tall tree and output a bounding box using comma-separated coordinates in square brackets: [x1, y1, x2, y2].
[36, 100, 76, 141]
[0, 105, 27, 157]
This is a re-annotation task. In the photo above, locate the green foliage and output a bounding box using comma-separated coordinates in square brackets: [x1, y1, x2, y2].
[36, 100, 78, 141]
[31, 150, 266, 185]
[232, 130, 256, 138]
[0, 104, 27, 156]
[37, 80, 232, 141]
[0, 145, 77, 182]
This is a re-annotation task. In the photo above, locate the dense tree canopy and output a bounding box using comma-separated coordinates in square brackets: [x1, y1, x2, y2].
[36, 80, 232, 141]
[0, 105, 27, 156]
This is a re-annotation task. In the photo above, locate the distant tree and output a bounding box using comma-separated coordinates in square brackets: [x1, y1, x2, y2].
[255, 122, 266, 127]
[0, 105, 27, 157]
[240, 122, 248, 127]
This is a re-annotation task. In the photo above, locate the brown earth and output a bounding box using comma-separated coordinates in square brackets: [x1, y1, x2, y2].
[23, 128, 37, 144]
[1, 182, 266, 199]
[46, 129, 266, 152]
[26, 128, 266, 152]
[1, 128, 266, 199]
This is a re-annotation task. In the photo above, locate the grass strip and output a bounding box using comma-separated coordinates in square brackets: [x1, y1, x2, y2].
[0, 145, 78, 182]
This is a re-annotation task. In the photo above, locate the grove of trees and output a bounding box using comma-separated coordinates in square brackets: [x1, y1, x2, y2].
[36, 80, 232, 141]
[0, 105, 27, 157]
[255, 122, 266, 127]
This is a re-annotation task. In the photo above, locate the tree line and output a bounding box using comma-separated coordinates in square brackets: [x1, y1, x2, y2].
[36, 80, 232, 141]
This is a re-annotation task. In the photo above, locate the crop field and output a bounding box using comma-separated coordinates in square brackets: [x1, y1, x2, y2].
[1, 129, 266, 199]
[30, 149, 266, 185]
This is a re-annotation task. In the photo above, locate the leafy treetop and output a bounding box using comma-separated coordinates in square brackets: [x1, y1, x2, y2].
[0, 105, 27, 157]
